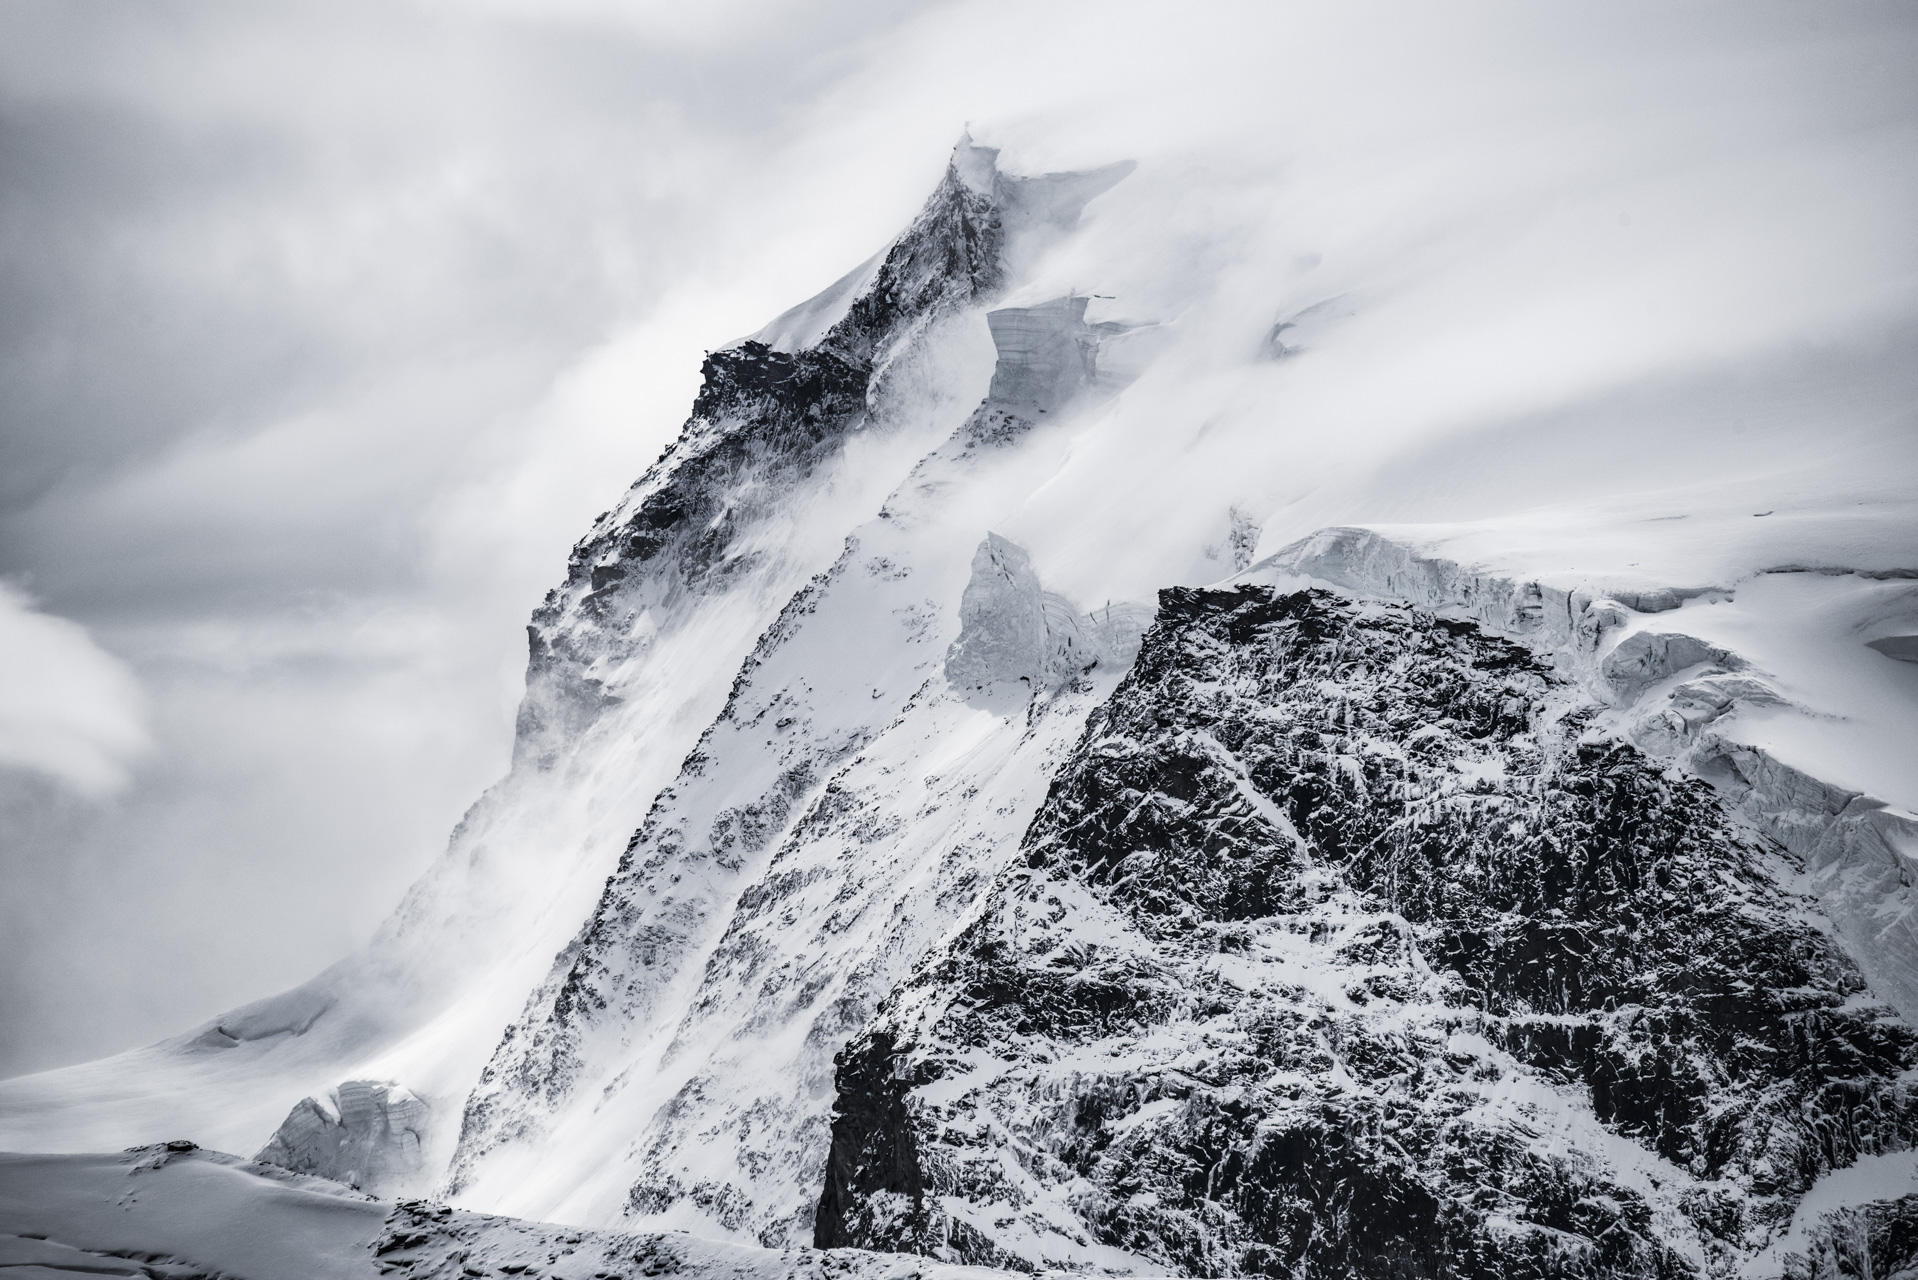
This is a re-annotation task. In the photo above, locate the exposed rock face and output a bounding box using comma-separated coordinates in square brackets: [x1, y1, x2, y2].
[511, 163, 993, 775]
[255, 1079, 428, 1195]
[1263, 525, 1918, 1033]
[818, 586, 1918, 1276]
[515, 149, 1133, 776]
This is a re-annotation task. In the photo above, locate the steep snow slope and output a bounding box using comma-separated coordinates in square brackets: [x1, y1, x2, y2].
[443, 352, 1152, 1238]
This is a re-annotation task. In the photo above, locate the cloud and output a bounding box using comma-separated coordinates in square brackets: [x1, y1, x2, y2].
[0, 583, 149, 796]
[0, 0, 952, 1077]
[1, 0, 1912, 1078]
[764, 0, 1918, 605]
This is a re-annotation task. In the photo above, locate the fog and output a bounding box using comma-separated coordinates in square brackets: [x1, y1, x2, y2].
[2, 0, 1912, 1077]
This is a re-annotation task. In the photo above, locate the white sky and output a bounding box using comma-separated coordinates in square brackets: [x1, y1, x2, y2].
[1, 0, 1913, 1076]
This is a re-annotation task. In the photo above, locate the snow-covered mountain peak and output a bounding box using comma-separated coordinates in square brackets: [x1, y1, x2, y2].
[744, 137, 1132, 363]
[3, 126, 1914, 1277]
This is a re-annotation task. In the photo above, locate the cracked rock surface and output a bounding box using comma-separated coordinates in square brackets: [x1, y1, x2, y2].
[819, 586, 1918, 1278]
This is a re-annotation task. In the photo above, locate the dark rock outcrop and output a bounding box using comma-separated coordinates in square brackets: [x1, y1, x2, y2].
[818, 586, 1918, 1277]
[511, 157, 1000, 772]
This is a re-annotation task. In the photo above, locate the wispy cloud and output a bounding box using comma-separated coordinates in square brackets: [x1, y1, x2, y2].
[0, 0, 1911, 1077]
[0, 584, 148, 796]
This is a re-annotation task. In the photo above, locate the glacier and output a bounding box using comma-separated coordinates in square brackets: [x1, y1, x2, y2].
[2, 133, 1915, 1279]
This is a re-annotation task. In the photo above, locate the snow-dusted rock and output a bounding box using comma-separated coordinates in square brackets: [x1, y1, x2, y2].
[820, 585, 1918, 1276]
[1258, 525, 1918, 1027]
[438, 151, 1142, 1238]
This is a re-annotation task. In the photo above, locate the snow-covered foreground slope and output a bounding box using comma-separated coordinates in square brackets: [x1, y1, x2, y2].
[0, 1142, 1020, 1280]
[2, 125, 1915, 1278]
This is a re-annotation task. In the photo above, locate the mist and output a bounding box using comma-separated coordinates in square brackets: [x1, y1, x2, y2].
[2, 0, 1912, 1078]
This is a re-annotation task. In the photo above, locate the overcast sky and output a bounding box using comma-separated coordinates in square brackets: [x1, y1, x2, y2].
[0, 0, 965, 1076]
[2, 0, 1913, 1079]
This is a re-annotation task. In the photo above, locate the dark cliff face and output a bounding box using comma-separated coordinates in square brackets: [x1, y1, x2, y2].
[582, 162, 1003, 600]
[817, 587, 1918, 1277]
[451, 160, 1007, 1184]
[510, 164, 1003, 772]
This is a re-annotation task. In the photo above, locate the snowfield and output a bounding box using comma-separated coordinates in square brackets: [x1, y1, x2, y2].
[0, 1143, 1027, 1280]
